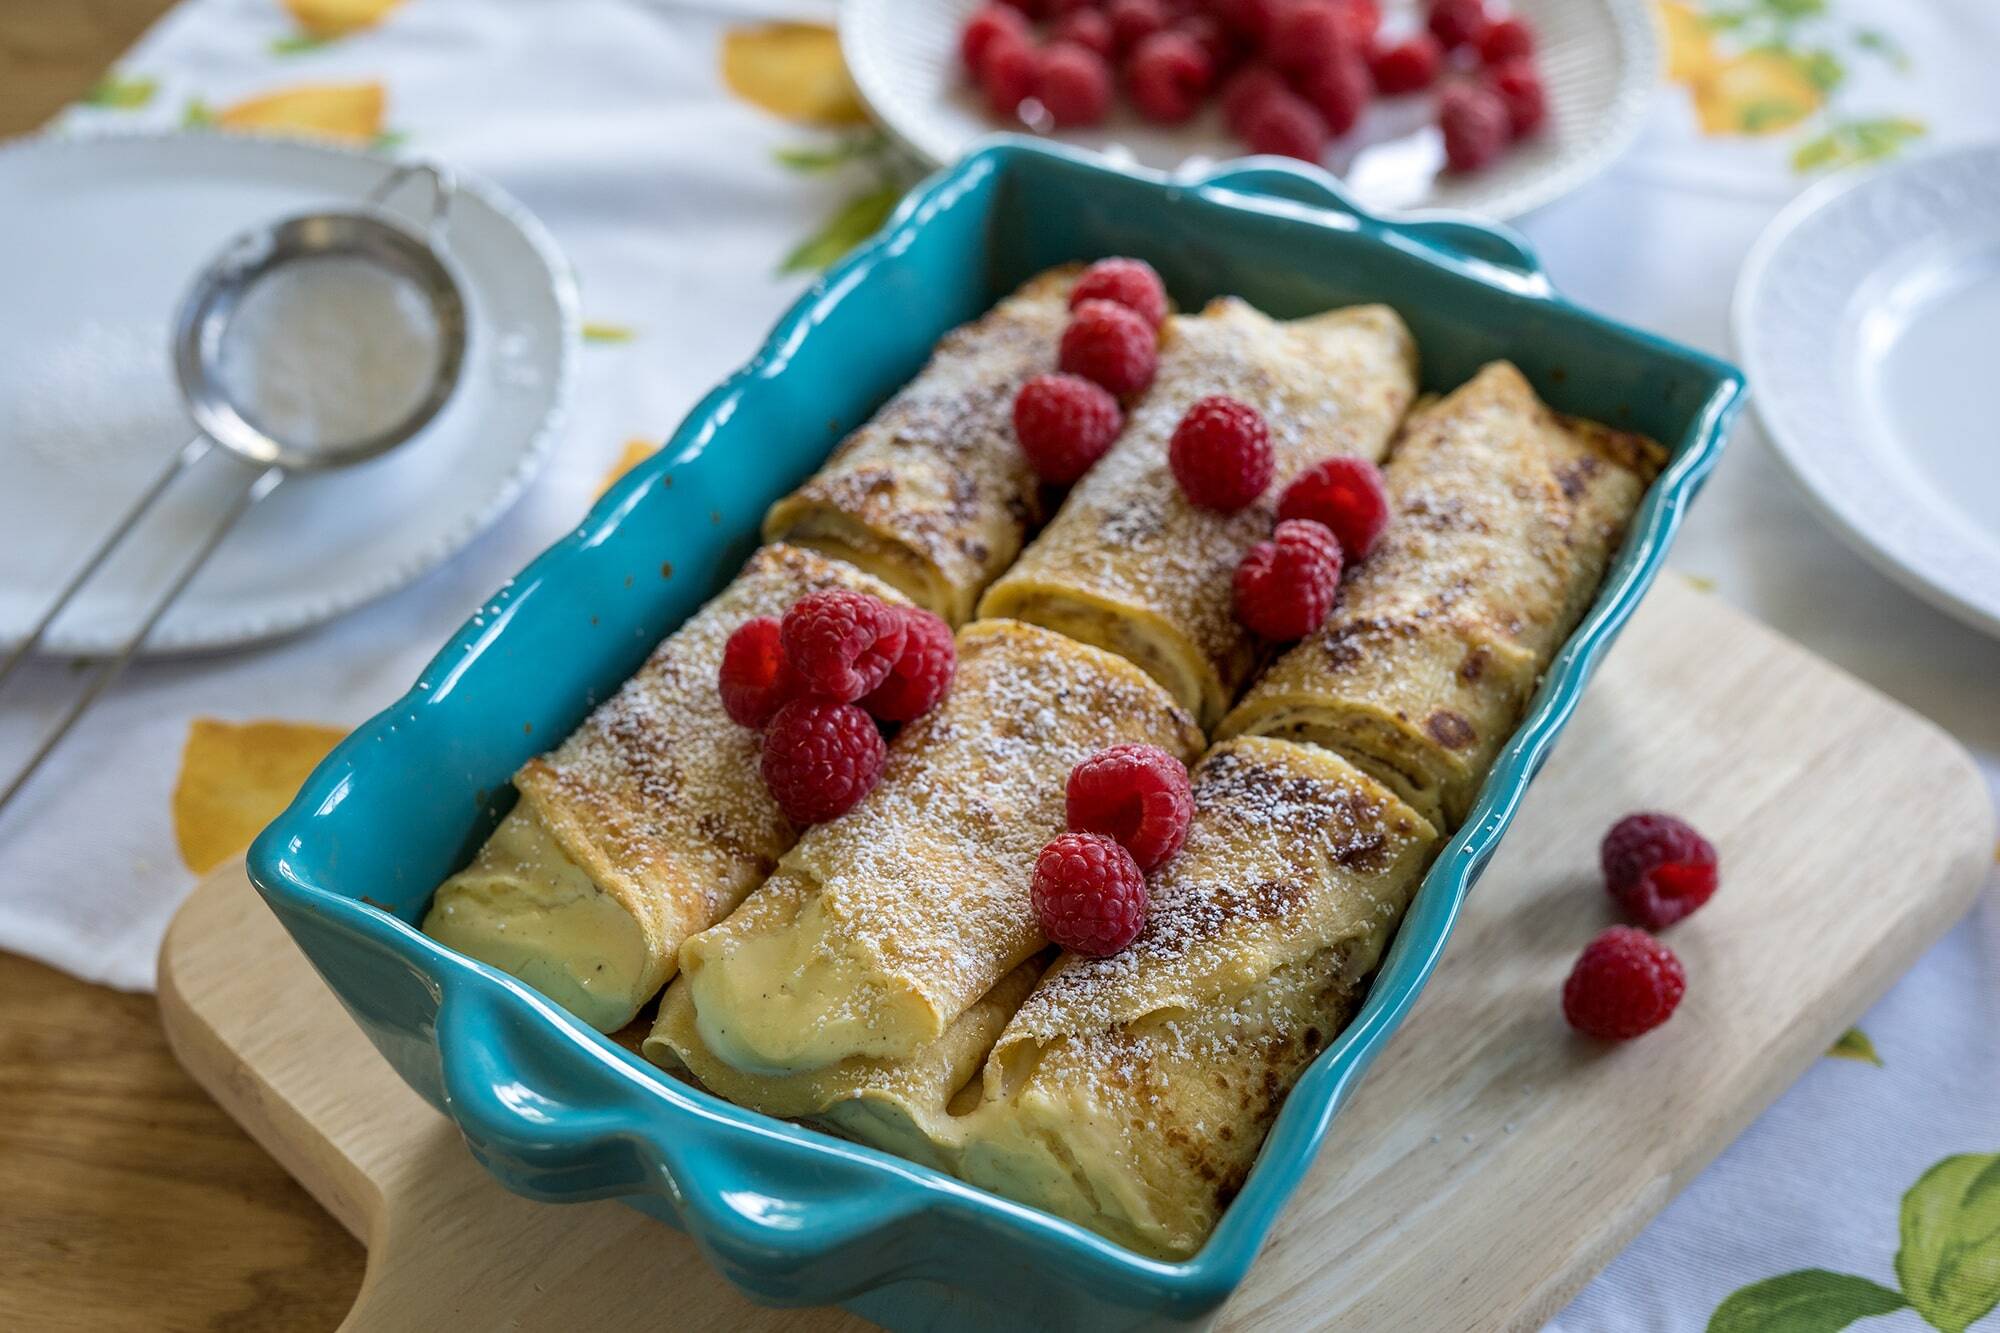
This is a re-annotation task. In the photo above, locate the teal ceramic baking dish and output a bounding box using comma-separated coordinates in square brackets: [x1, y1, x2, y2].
[249, 139, 1745, 1329]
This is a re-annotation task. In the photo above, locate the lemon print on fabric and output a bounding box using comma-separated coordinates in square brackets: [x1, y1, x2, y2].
[1692, 49, 1822, 134]
[1653, 0, 1924, 171]
[1658, 1, 1721, 83]
[283, 0, 404, 40]
[172, 718, 346, 874]
[722, 23, 869, 127]
[597, 439, 659, 498]
[202, 81, 388, 144]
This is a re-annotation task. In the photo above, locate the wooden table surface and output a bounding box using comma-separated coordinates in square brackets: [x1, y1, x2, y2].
[1, 5, 366, 1328]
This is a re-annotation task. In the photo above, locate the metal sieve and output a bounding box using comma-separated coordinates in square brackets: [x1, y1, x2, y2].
[0, 161, 468, 814]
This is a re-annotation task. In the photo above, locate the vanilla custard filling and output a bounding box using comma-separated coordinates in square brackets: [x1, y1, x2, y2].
[423, 803, 653, 1032]
[680, 885, 934, 1074]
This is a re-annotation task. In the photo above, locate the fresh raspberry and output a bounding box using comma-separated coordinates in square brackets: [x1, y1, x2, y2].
[760, 699, 886, 825]
[1487, 58, 1547, 136]
[1126, 30, 1216, 123]
[1601, 812, 1719, 929]
[1439, 81, 1509, 171]
[1169, 394, 1273, 512]
[1369, 33, 1442, 94]
[717, 616, 804, 728]
[780, 588, 908, 702]
[1300, 49, 1371, 136]
[979, 32, 1039, 118]
[1233, 518, 1344, 640]
[1037, 41, 1115, 126]
[1477, 14, 1535, 63]
[1276, 455, 1391, 559]
[1240, 91, 1329, 161]
[1174, 14, 1238, 74]
[1013, 373, 1123, 484]
[1336, 0, 1382, 44]
[1031, 832, 1149, 957]
[1215, 0, 1280, 43]
[1051, 8, 1115, 59]
[1220, 63, 1288, 133]
[1106, 0, 1168, 54]
[1562, 926, 1686, 1040]
[1427, 0, 1488, 49]
[1059, 299, 1159, 397]
[1070, 257, 1169, 330]
[859, 606, 957, 722]
[1066, 743, 1193, 871]
[1269, 1, 1354, 77]
[962, 4, 1030, 75]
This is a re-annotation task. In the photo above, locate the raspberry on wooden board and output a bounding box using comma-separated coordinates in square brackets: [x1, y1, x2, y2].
[1562, 926, 1686, 1040]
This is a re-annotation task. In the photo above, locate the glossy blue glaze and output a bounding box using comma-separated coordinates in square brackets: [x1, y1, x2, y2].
[249, 139, 1745, 1329]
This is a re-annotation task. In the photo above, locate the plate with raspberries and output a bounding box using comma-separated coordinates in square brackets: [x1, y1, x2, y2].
[840, 0, 1659, 218]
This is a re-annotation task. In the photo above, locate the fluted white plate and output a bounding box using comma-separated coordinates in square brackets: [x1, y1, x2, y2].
[1734, 145, 2000, 640]
[0, 131, 576, 656]
[839, 0, 1658, 219]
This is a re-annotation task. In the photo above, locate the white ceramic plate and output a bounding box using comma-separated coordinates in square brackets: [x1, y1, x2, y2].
[839, 0, 1658, 219]
[1734, 145, 2000, 641]
[0, 131, 576, 655]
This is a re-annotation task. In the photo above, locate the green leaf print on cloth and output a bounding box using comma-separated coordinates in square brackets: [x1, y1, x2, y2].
[1710, 1270, 1907, 1332]
[1898, 1155, 2000, 1333]
[1828, 1027, 1885, 1066]
[1712, 1153, 2000, 1332]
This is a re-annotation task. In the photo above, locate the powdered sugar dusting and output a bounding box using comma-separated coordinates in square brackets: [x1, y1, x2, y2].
[511, 545, 906, 950]
[981, 300, 1418, 720]
[765, 268, 1079, 617]
[1222, 361, 1662, 825]
[781, 619, 1202, 1046]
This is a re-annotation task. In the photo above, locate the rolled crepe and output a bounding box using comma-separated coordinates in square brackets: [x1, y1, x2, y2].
[659, 618, 1203, 1078]
[422, 544, 907, 1032]
[1216, 361, 1663, 830]
[957, 736, 1440, 1260]
[763, 267, 1079, 625]
[977, 300, 1418, 729]
[646, 958, 1044, 1172]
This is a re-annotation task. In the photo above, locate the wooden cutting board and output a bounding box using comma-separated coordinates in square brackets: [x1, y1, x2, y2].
[157, 579, 1995, 1332]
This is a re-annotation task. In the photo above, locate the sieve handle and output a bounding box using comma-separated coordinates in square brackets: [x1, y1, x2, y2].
[0, 458, 284, 819]
[367, 159, 455, 248]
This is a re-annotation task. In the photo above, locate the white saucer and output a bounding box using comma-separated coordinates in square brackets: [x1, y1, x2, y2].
[0, 131, 576, 655]
[1734, 144, 2000, 641]
[838, 0, 1658, 219]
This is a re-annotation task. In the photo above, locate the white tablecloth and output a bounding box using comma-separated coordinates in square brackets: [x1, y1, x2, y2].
[6, 0, 1996, 1326]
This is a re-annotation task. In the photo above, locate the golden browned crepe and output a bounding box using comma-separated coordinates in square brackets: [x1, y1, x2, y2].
[654, 618, 1203, 1078]
[956, 736, 1440, 1259]
[762, 268, 1081, 625]
[646, 958, 1044, 1172]
[977, 300, 1418, 729]
[422, 544, 906, 1032]
[1216, 361, 1664, 829]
